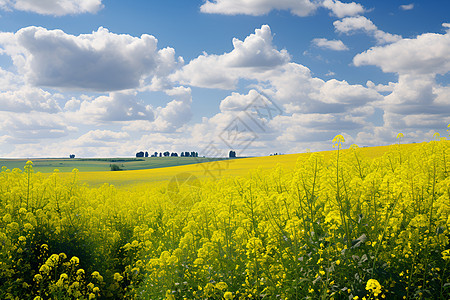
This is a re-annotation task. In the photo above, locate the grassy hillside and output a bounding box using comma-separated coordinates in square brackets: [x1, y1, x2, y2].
[0, 156, 228, 173]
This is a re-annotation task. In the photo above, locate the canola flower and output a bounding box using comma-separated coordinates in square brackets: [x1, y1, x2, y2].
[0, 138, 449, 299]
[365, 279, 382, 296]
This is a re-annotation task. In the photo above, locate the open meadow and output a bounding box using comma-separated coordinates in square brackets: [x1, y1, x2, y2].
[0, 157, 228, 174]
[1, 139, 449, 299]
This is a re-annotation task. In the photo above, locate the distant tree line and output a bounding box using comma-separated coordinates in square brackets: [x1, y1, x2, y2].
[136, 150, 239, 158]
[136, 151, 199, 158]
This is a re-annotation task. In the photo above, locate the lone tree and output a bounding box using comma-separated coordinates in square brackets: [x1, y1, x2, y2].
[136, 151, 144, 158]
[110, 164, 122, 171]
[229, 150, 236, 158]
[145, 151, 149, 157]
[69, 154, 75, 159]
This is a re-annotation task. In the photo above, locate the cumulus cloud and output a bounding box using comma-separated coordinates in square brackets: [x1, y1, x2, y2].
[170, 24, 417, 155]
[373, 74, 450, 131]
[73, 130, 130, 147]
[312, 38, 349, 51]
[200, 0, 317, 17]
[172, 25, 290, 89]
[0, 111, 75, 141]
[353, 30, 450, 132]
[0, 0, 103, 16]
[123, 86, 193, 132]
[186, 67, 381, 154]
[2, 21, 447, 157]
[199, 0, 364, 18]
[353, 30, 450, 75]
[311, 79, 381, 107]
[366, 80, 396, 92]
[219, 89, 263, 112]
[0, 26, 183, 92]
[0, 86, 62, 113]
[0, 67, 23, 90]
[322, 0, 365, 18]
[152, 86, 193, 131]
[399, 4, 414, 11]
[173, 25, 381, 122]
[334, 16, 402, 44]
[70, 91, 155, 123]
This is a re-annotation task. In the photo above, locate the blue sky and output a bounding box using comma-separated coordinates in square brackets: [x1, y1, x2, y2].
[0, 0, 449, 158]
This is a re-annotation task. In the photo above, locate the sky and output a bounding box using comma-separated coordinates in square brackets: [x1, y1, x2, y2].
[0, 0, 449, 158]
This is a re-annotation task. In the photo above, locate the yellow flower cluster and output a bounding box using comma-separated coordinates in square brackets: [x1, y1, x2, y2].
[365, 279, 382, 296]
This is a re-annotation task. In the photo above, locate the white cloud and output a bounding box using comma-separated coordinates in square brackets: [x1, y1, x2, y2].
[250, 63, 381, 115]
[199, 0, 364, 18]
[312, 79, 381, 107]
[0, 0, 103, 16]
[172, 24, 436, 155]
[312, 38, 349, 51]
[399, 4, 414, 11]
[184, 71, 381, 155]
[0, 86, 62, 113]
[334, 15, 376, 32]
[172, 25, 290, 89]
[366, 80, 395, 92]
[0, 67, 23, 90]
[73, 130, 129, 147]
[353, 30, 450, 75]
[334, 16, 402, 44]
[2, 21, 447, 158]
[219, 89, 262, 111]
[200, 0, 317, 17]
[152, 86, 192, 131]
[2, 129, 133, 158]
[322, 0, 365, 18]
[173, 25, 381, 125]
[0, 26, 183, 92]
[70, 91, 155, 123]
[378, 74, 450, 130]
[0, 112, 75, 141]
[122, 86, 193, 132]
[354, 30, 450, 132]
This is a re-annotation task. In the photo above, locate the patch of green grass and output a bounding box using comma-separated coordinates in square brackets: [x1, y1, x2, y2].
[0, 157, 229, 173]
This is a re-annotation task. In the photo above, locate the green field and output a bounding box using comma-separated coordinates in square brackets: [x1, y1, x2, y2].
[0, 157, 229, 173]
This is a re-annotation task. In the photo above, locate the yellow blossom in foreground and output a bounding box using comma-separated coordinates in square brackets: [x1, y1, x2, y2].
[442, 249, 450, 261]
[366, 279, 382, 296]
[70, 256, 80, 265]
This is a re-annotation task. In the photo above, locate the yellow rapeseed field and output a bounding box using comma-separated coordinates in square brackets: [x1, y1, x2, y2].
[76, 143, 420, 187]
[0, 138, 449, 299]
